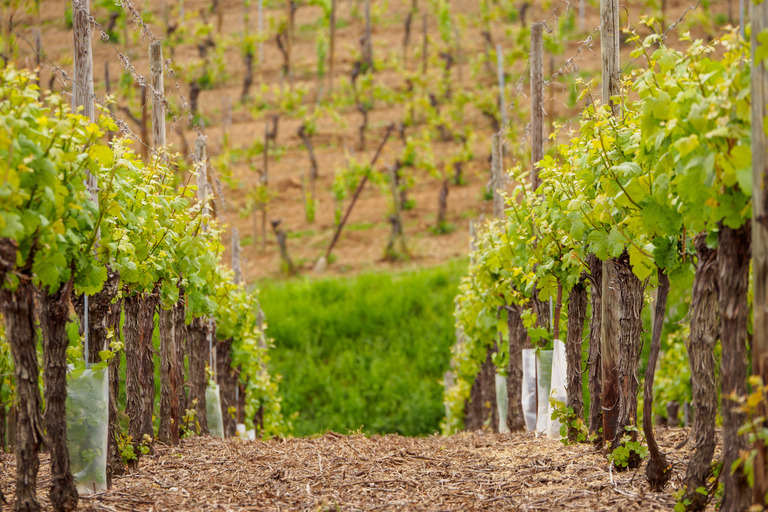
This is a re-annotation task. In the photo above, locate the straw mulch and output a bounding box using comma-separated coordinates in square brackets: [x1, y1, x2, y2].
[1, 428, 708, 511]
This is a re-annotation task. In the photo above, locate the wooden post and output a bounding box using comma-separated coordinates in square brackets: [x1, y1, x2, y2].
[329, 0, 336, 93]
[455, 25, 463, 85]
[286, 0, 293, 84]
[600, 0, 621, 457]
[104, 62, 115, 141]
[73, 0, 94, 124]
[496, 44, 506, 129]
[421, 14, 428, 75]
[741, 0, 746, 39]
[491, 133, 504, 219]
[34, 30, 42, 91]
[232, 228, 243, 286]
[387, 164, 408, 256]
[530, 23, 543, 191]
[599, 0, 645, 471]
[364, 0, 373, 71]
[243, 0, 250, 39]
[195, 135, 210, 232]
[258, 0, 264, 64]
[221, 96, 231, 150]
[149, 41, 166, 151]
[752, 0, 768, 504]
[217, 0, 224, 33]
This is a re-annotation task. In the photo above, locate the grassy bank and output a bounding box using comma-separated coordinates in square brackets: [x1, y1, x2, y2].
[258, 260, 466, 437]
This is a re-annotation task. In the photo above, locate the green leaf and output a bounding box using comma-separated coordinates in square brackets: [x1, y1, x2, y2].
[629, 244, 654, 280]
[756, 29, 768, 67]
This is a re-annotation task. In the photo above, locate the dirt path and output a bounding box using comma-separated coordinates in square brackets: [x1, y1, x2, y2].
[1, 429, 707, 511]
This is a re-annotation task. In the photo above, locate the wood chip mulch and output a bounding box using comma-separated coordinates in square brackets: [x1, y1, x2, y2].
[1, 428, 713, 511]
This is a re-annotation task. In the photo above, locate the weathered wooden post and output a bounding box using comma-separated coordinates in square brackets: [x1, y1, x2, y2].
[496, 44, 506, 129]
[530, 24, 543, 192]
[329, 0, 336, 93]
[529, 23, 551, 337]
[598, 0, 644, 472]
[751, 0, 768, 505]
[422, 14, 428, 74]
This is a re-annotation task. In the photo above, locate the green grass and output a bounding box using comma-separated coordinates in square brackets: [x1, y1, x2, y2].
[258, 260, 467, 437]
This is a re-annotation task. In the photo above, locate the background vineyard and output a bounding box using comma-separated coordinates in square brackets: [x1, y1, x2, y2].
[2, 0, 735, 281]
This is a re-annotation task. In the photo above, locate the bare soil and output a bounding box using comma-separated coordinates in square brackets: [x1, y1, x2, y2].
[0, 429, 717, 511]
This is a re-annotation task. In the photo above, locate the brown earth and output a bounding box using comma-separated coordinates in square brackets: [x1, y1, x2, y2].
[3, 0, 734, 282]
[0, 429, 716, 511]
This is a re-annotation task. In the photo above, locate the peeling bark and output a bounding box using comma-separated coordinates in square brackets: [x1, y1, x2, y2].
[38, 283, 78, 512]
[157, 306, 175, 445]
[683, 236, 719, 510]
[464, 343, 497, 431]
[1, 275, 44, 512]
[587, 254, 603, 446]
[124, 290, 158, 460]
[505, 303, 527, 431]
[188, 317, 209, 435]
[601, 251, 645, 469]
[173, 298, 187, 439]
[565, 279, 587, 441]
[216, 337, 237, 438]
[73, 268, 123, 483]
[718, 223, 751, 512]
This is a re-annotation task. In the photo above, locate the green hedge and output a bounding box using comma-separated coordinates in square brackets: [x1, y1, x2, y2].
[259, 261, 465, 437]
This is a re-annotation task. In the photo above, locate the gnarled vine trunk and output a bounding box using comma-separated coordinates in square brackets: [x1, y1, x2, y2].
[565, 279, 587, 441]
[718, 223, 751, 512]
[73, 268, 123, 483]
[587, 254, 603, 445]
[124, 290, 159, 459]
[464, 342, 497, 431]
[216, 337, 237, 437]
[157, 306, 177, 445]
[38, 283, 78, 512]
[505, 303, 527, 431]
[601, 251, 645, 469]
[1, 274, 44, 512]
[683, 236, 719, 511]
[188, 317, 209, 434]
[173, 298, 187, 439]
[644, 269, 671, 491]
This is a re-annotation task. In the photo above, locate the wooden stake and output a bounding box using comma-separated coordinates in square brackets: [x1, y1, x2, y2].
[421, 14, 428, 75]
[491, 133, 504, 219]
[496, 44, 506, 130]
[195, 134, 210, 233]
[232, 228, 243, 286]
[530, 23, 543, 192]
[387, 163, 408, 256]
[149, 41, 166, 151]
[751, 0, 768, 503]
[364, 0, 373, 70]
[258, 0, 264, 64]
[455, 25, 463, 85]
[329, 0, 336, 93]
[286, 0, 293, 84]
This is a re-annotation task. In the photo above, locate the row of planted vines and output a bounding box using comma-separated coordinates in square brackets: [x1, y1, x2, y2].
[447, 2, 768, 510]
[0, 3, 289, 511]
